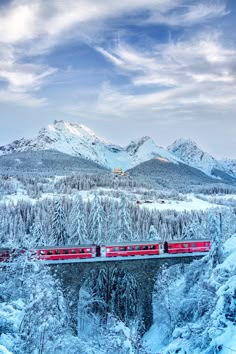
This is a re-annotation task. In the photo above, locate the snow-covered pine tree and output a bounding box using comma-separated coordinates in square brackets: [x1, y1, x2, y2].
[14, 213, 26, 247]
[51, 198, 68, 246]
[147, 224, 161, 241]
[69, 194, 88, 244]
[88, 193, 104, 244]
[19, 266, 69, 354]
[152, 264, 178, 342]
[207, 212, 224, 268]
[182, 214, 205, 240]
[104, 199, 119, 242]
[28, 216, 45, 248]
[116, 195, 132, 242]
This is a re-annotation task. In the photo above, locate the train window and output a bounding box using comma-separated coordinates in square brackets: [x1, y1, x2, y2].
[86, 249, 91, 252]
[56, 250, 60, 254]
[120, 247, 126, 251]
[128, 246, 133, 251]
[184, 244, 188, 248]
[63, 249, 69, 254]
[40, 251, 45, 255]
[150, 245, 155, 250]
[47, 250, 53, 255]
[71, 249, 76, 254]
[136, 246, 141, 250]
[79, 249, 84, 253]
[113, 247, 119, 251]
[143, 246, 148, 250]
[192, 243, 196, 248]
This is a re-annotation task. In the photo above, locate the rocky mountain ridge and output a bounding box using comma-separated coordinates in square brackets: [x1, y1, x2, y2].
[168, 138, 234, 178]
[0, 121, 235, 181]
[0, 120, 179, 170]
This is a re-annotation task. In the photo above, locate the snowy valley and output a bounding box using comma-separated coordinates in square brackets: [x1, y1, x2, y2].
[0, 121, 235, 354]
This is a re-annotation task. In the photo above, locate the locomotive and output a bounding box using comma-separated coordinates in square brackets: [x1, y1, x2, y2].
[0, 239, 211, 262]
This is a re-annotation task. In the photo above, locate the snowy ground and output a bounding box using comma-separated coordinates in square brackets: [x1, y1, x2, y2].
[0, 182, 233, 212]
[1, 190, 226, 212]
[139, 195, 223, 211]
[76, 190, 227, 211]
[200, 194, 236, 201]
[0, 299, 24, 354]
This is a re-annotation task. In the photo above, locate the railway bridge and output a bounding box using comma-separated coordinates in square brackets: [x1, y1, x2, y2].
[49, 253, 205, 333]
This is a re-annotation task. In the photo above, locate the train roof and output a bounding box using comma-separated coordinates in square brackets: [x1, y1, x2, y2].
[101, 239, 210, 246]
[35, 244, 96, 250]
[101, 241, 162, 246]
[167, 239, 210, 243]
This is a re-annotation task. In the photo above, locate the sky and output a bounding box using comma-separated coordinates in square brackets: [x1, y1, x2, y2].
[0, 0, 235, 158]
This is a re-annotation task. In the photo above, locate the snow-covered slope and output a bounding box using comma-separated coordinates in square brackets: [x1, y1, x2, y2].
[221, 159, 236, 176]
[0, 121, 112, 166]
[126, 136, 180, 167]
[0, 120, 179, 170]
[168, 138, 233, 178]
[144, 231, 236, 354]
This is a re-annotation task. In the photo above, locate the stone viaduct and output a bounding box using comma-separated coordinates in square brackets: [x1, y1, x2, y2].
[48, 254, 204, 333]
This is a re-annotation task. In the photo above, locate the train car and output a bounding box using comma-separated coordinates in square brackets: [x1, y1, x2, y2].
[166, 239, 211, 254]
[0, 248, 11, 262]
[101, 241, 164, 257]
[36, 245, 97, 261]
[0, 239, 211, 262]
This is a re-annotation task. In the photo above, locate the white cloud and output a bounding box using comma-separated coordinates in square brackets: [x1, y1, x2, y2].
[0, 0, 229, 107]
[147, 1, 228, 26]
[0, 62, 56, 93]
[0, 89, 47, 107]
[0, 2, 40, 43]
[0, 43, 56, 106]
[0, 0, 176, 106]
[0, 0, 227, 46]
[0, 1, 173, 45]
[73, 30, 236, 121]
[97, 32, 236, 88]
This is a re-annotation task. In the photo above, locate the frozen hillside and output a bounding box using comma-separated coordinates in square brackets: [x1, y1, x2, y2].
[144, 225, 236, 354]
[127, 158, 218, 190]
[0, 120, 179, 170]
[0, 150, 108, 176]
[126, 136, 180, 166]
[221, 159, 236, 175]
[0, 120, 116, 168]
[168, 138, 233, 178]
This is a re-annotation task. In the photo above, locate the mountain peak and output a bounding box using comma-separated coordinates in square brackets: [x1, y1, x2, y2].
[126, 136, 152, 155]
[0, 121, 234, 180]
[49, 120, 97, 138]
[0, 120, 180, 169]
[168, 138, 230, 177]
[170, 138, 198, 149]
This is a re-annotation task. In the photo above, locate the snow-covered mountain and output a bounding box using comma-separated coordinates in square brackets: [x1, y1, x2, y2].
[0, 120, 179, 170]
[0, 121, 235, 182]
[167, 138, 234, 178]
[221, 159, 236, 175]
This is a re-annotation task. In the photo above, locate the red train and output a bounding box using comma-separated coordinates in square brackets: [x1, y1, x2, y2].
[0, 239, 211, 262]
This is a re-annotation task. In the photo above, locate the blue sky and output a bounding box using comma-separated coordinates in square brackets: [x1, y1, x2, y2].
[0, 0, 235, 158]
